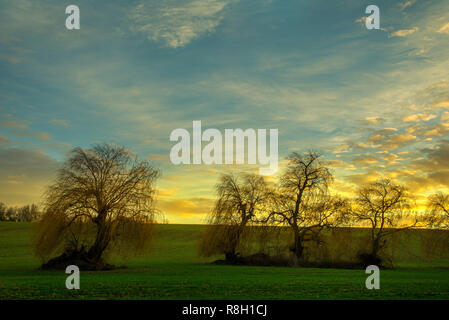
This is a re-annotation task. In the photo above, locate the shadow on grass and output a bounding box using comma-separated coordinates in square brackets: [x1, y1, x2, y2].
[213, 253, 391, 270]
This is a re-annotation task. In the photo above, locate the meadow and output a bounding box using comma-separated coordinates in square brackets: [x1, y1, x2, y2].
[1, 222, 449, 300]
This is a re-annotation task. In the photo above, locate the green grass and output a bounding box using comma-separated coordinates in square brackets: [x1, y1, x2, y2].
[1, 222, 449, 299]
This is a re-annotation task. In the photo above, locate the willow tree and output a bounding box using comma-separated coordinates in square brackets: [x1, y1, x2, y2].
[266, 152, 342, 260]
[34, 144, 160, 270]
[199, 173, 270, 262]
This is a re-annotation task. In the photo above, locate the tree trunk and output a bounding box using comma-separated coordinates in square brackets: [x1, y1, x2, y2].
[294, 236, 303, 259]
[360, 234, 382, 267]
[372, 239, 379, 259]
[372, 231, 382, 261]
[225, 251, 238, 263]
[227, 225, 243, 263]
[88, 220, 110, 262]
[291, 226, 303, 259]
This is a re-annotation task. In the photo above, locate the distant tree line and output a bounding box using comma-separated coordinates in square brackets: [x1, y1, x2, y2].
[0, 202, 41, 222]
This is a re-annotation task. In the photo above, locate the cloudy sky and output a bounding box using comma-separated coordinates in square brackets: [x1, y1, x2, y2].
[1, 0, 449, 223]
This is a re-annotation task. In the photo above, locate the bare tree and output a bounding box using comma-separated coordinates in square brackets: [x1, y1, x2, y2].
[17, 204, 40, 222]
[199, 173, 270, 262]
[0, 202, 6, 221]
[34, 144, 160, 269]
[266, 152, 342, 260]
[427, 192, 449, 229]
[5, 207, 17, 221]
[351, 179, 414, 265]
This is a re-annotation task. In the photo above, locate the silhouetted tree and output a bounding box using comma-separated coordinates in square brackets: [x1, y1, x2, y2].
[199, 173, 270, 262]
[34, 144, 160, 269]
[351, 179, 415, 266]
[0, 202, 6, 221]
[266, 152, 344, 260]
[427, 192, 449, 229]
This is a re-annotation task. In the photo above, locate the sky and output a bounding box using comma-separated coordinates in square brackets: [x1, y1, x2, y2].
[1, 0, 449, 224]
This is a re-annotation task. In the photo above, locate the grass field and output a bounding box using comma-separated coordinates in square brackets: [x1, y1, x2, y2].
[1, 222, 449, 299]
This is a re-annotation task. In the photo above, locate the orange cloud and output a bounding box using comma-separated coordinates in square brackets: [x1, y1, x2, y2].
[402, 113, 436, 122]
[381, 133, 417, 151]
[432, 100, 449, 108]
[437, 22, 449, 34]
[364, 117, 384, 124]
[389, 27, 418, 37]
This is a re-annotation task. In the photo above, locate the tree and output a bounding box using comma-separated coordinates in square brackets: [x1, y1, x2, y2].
[266, 152, 341, 260]
[34, 144, 160, 269]
[30, 204, 41, 221]
[427, 192, 449, 229]
[351, 179, 413, 266]
[199, 173, 270, 262]
[17, 204, 40, 222]
[0, 203, 40, 222]
[5, 207, 17, 221]
[0, 202, 6, 221]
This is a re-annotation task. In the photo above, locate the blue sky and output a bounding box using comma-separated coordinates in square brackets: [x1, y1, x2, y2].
[1, 0, 449, 223]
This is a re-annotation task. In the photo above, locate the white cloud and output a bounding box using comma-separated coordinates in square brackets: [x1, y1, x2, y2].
[129, 0, 234, 48]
